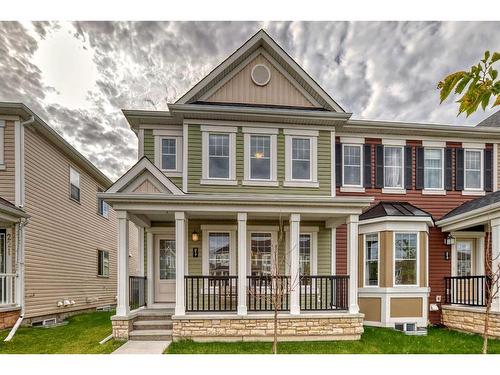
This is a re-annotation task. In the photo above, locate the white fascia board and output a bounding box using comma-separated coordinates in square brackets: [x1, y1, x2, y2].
[422, 140, 446, 148]
[283, 128, 319, 137]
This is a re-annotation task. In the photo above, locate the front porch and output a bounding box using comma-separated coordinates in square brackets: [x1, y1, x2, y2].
[106, 193, 372, 341]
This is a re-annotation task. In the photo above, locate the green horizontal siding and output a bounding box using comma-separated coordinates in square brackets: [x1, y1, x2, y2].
[187, 124, 331, 195]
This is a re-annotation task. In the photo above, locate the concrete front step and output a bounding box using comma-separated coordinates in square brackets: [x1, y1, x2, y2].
[129, 329, 173, 341]
[135, 310, 173, 321]
[133, 320, 173, 330]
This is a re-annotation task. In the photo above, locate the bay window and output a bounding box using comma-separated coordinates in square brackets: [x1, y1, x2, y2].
[365, 233, 379, 286]
[384, 146, 403, 188]
[343, 144, 362, 186]
[465, 149, 482, 190]
[424, 148, 443, 190]
[394, 232, 418, 286]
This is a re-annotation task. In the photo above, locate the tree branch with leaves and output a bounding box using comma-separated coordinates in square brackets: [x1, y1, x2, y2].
[438, 51, 500, 117]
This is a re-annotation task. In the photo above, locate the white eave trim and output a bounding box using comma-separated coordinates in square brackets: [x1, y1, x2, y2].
[436, 201, 500, 229]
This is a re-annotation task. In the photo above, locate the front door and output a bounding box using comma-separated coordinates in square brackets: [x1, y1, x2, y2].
[155, 236, 176, 303]
[455, 240, 474, 277]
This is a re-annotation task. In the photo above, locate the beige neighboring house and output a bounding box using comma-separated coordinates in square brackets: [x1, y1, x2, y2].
[0, 102, 139, 330]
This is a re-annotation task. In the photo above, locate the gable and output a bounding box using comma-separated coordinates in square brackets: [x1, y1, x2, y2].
[133, 178, 162, 194]
[203, 52, 320, 108]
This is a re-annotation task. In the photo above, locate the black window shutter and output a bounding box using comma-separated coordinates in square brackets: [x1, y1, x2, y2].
[363, 144, 372, 188]
[445, 148, 453, 191]
[335, 143, 342, 187]
[455, 148, 464, 191]
[375, 144, 384, 188]
[484, 148, 493, 192]
[404, 146, 413, 190]
[415, 147, 424, 190]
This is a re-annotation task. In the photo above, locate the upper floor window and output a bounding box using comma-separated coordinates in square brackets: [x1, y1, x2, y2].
[364, 233, 379, 286]
[201, 126, 237, 184]
[161, 138, 177, 171]
[153, 130, 183, 175]
[424, 148, 443, 190]
[97, 188, 109, 218]
[243, 129, 278, 185]
[343, 144, 362, 187]
[292, 138, 311, 180]
[0, 120, 5, 169]
[69, 167, 80, 202]
[284, 130, 318, 187]
[465, 149, 483, 190]
[384, 146, 403, 189]
[97, 249, 109, 277]
[394, 232, 418, 286]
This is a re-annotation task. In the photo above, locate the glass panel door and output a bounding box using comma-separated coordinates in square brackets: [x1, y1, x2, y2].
[456, 240, 472, 276]
[0, 230, 6, 274]
[159, 239, 176, 280]
[250, 233, 272, 276]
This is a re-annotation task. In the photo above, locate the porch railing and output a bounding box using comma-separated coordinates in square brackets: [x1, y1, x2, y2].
[300, 275, 349, 311]
[185, 276, 238, 312]
[0, 273, 16, 305]
[247, 275, 290, 311]
[444, 275, 489, 307]
[129, 276, 147, 310]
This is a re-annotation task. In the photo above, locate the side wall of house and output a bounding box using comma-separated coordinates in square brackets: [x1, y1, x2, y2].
[0, 119, 16, 203]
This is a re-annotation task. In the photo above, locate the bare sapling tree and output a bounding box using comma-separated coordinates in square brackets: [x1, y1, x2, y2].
[248, 215, 300, 354]
[482, 225, 500, 354]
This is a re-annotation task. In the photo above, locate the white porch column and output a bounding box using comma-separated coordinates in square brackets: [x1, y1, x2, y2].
[237, 212, 248, 315]
[138, 226, 145, 277]
[347, 214, 359, 314]
[175, 212, 186, 316]
[491, 219, 500, 312]
[146, 230, 154, 307]
[116, 211, 130, 316]
[290, 213, 301, 315]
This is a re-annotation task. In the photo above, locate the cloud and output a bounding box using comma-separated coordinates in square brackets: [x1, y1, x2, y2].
[1, 21, 499, 180]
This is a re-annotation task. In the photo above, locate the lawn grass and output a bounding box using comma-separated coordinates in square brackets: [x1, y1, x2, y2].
[0, 310, 123, 354]
[166, 326, 500, 354]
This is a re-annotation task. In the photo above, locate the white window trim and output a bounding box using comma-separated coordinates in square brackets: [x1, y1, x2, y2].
[201, 130, 237, 183]
[393, 232, 420, 288]
[423, 147, 444, 192]
[69, 166, 80, 202]
[342, 143, 363, 188]
[284, 134, 318, 186]
[201, 226, 237, 276]
[243, 132, 278, 185]
[464, 148, 484, 193]
[0, 120, 5, 169]
[284, 226, 319, 276]
[246, 230, 278, 276]
[154, 135, 183, 177]
[383, 145, 404, 190]
[363, 232, 380, 288]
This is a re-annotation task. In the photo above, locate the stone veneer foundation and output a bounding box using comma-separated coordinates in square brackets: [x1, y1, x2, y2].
[442, 305, 500, 338]
[0, 308, 21, 330]
[111, 314, 137, 340]
[172, 313, 364, 342]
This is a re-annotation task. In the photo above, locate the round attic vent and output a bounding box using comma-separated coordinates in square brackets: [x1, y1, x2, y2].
[251, 64, 271, 86]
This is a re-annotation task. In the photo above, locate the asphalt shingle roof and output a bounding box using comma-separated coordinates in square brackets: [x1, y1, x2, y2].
[477, 110, 500, 127]
[440, 191, 500, 220]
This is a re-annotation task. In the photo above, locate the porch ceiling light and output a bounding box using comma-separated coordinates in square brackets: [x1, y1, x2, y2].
[191, 230, 199, 242]
[444, 234, 455, 246]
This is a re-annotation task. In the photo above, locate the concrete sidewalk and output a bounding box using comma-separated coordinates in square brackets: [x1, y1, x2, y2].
[112, 341, 171, 354]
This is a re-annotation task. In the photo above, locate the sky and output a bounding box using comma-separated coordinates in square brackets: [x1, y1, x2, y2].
[1, 21, 499, 181]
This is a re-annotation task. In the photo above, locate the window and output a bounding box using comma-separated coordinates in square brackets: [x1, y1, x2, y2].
[208, 232, 230, 276]
[292, 138, 311, 180]
[250, 233, 272, 276]
[394, 233, 418, 286]
[365, 233, 379, 286]
[161, 138, 177, 171]
[343, 144, 362, 186]
[384, 146, 403, 188]
[159, 239, 176, 280]
[69, 167, 80, 202]
[299, 234, 311, 275]
[250, 135, 271, 180]
[97, 250, 109, 277]
[465, 150, 482, 190]
[97, 188, 109, 218]
[456, 240, 473, 277]
[424, 148, 443, 189]
[0, 120, 5, 168]
[208, 133, 230, 179]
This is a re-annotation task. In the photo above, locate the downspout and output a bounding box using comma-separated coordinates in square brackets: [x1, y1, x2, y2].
[4, 115, 34, 342]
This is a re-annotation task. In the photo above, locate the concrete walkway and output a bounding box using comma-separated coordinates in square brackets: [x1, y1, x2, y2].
[112, 341, 171, 354]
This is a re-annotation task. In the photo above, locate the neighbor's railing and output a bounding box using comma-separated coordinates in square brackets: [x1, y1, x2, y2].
[247, 275, 290, 312]
[185, 275, 238, 312]
[0, 273, 16, 305]
[129, 276, 147, 310]
[300, 275, 349, 311]
[444, 275, 489, 307]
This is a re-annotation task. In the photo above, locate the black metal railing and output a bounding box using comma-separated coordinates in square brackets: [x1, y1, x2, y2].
[129, 276, 147, 310]
[444, 275, 489, 307]
[300, 275, 349, 311]
[185, 276, 238, 312]
[247, 275, 290, 311]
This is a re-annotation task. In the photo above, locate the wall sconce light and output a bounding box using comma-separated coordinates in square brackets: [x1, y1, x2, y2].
[444, 234, 455, 246]
[444, 251, 450, 261]
[191, 230, 199, 242]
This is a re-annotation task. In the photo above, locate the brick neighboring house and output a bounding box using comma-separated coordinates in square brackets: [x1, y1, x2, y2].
[0, 103, 139, 330]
